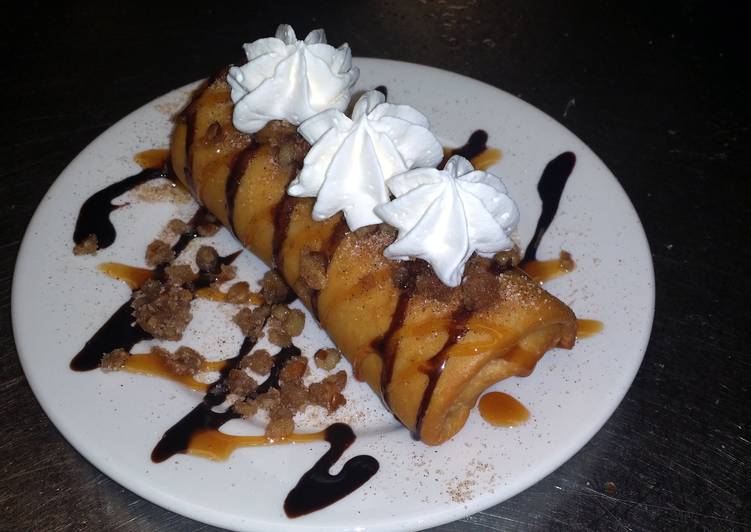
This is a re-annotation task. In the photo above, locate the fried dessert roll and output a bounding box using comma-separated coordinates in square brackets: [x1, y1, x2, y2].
[170, 73, 577, 445]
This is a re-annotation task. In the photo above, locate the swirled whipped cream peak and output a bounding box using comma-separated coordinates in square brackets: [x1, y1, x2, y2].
[374, 155, 519, 287]
[227, 24, 359, 134]
[288, 90, 443, 230]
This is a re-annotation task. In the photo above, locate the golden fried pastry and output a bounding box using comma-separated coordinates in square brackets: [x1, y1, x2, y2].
[170, 73, 576, 445]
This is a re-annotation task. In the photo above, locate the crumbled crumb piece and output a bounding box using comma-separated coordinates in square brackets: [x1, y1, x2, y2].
[232, 399, 258, 419]
[145, 239, 174, 266]
[196, 218, 221, 236]
[492, 246, 520, 270]
[232, 305, 270, 339]
[154, 345, 204, 376]
[167, 218, 189, 235]
[559, 250, 575, 271]
[164, 264, 197, 285]
[265, 406, 295, 440]
[279, 357, 308, 385]
[227, 368, 257, 397]
[314, 348, 341, 371]
[239, 349, 273, 375]
[299, 248, 328, 290]
[260, 270, 291, 304]
[101, 348, 128, 371]
[256, 388, 281, 410]
[461, 257, 498, 311]
[280, 382, 310, 412]
[226, 282, 251, 304]
[309, 370, 347, 412]
[216, 264, 237, 283]
[270, 304, 289, 321]
[268, 327, 292, 347]
[195, 245, 219, 272]
[132, 279, 193, 340]
[73, 234, 98, 255]
[283, 309, 305, 337]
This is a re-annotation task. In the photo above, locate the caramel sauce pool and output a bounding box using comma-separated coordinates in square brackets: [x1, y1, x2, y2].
[478, 392, 530, 427]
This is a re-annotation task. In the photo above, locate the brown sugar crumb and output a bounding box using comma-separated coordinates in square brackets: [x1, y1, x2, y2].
[227, 368, 258, 397]
[195, 245, 219, 272]
[154, 345, 204, 376]
[255, 120, 298, 145]
[277, 134, 310, 170]
[132, 279, 193, 340]
[197, 222, 221, 237]
[559, 250, 576, 271]
[73, 234, 98, 255]
[270, 304, 290, 321]
[279, 356, 308, 385]
[280, 382, 310, 412]
[226, 281, 251, 304]
[308, 370, 347, 412]
[268, 327, 292, 347]
[493, 246, 521, 270]
[164, 264, 198, 285]
[216, 264, 237, 283]
[145, 239, 174, 266]
[283, 308, 305, 337]
[232, 399, 258, 419]
[101, 348, 128, 371]
[167, 218, 189, 235]
[239, 349, 273, 375]
[232, 305, 270, 339]
[260, 270, 291, 305]
[314, 348, 341, 371]
[415, 265, 453, 302]
[256, 388, 281, 410]
[265, 405, 295, 440]
[299, 247, 328, 290]
[461, 256, 499, 311]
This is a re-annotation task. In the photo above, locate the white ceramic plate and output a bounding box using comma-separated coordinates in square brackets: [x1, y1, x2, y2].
[12, 59, 654, 531]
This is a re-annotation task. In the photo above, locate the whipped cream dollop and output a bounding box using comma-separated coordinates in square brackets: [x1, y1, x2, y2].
[288, 90, 443, 230]
[227, 24, 359, 133]
[374, 155, 519, 287]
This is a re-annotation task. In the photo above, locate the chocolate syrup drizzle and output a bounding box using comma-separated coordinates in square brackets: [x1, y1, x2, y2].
[151, 339, 299, 462]
[225, 142, 259, 235]
[444, 129, 489, 165]
[70, 207, 239, 371]
[520, 152, 576, 265]
[284, 423, 379, 518]
[73, 167, 166, 250]
[413, 307, 471, 438]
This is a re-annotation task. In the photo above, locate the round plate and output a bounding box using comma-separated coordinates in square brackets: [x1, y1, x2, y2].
[12, 58, 654, 531]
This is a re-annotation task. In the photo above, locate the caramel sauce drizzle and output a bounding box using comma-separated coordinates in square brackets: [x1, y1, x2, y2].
[478, 392, 530, 427]
[194, 286, 264, 305]
[122, 353, 227, 393]
[134, 148, 169, 169]
[576, 319, 604, 339]
[414, 307, 471, 438]
[521, 251, 576, 284]
[189, 427, 325, 461]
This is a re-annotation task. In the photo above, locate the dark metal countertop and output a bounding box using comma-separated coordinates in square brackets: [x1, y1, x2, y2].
[1, 1, 748, 530]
